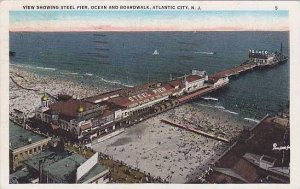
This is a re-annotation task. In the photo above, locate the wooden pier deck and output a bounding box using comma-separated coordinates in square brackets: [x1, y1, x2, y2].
[209, 62, 257, 81]
[161, 119, 230, 143]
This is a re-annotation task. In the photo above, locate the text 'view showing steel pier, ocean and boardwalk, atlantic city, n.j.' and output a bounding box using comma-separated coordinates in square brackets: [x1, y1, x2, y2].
[6, 7, 291, 185]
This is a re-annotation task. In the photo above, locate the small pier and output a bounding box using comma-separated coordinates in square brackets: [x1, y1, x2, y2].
[161, 119, 230, 143]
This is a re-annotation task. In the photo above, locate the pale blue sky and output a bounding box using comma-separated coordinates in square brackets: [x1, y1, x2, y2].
[10, 10, 289, 31]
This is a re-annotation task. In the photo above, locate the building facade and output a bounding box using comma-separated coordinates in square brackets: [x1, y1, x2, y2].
[34, 70, 209, 143]
[248, 49, 275, 65]
[9, 121, 51, 172]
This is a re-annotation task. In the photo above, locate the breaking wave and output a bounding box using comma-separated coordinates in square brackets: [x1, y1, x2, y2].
[10, 63, 32, 69]
[96, 76, 133, 87]
[244, 118, 260, 123]
[195, 103, 239, 115]
[194, 51, 216, 55]
[36, 67, 56, 71]
[202, 97, 218, 101]
[62, 72, 79, 75]
[195, 103, 225, 110]
[11, 64, 57, 71]
[223, 109, 239, 115]
[214, 105, 225, 110]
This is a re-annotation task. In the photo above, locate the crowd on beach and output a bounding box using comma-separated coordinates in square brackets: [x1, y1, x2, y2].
[167, 105, 251, 141]
[9, 66, 109, 114]
[92, 104, 254, 183]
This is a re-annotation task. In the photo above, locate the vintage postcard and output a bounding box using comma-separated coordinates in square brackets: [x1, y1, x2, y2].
[0, 1, 299, 188]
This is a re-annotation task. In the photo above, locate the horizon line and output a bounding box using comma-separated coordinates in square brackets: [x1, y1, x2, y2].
[9, 29, 289, 33]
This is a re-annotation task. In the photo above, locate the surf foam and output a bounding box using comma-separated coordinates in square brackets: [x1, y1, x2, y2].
[244, 118, 260, 123]
[202, 97, 218, 101]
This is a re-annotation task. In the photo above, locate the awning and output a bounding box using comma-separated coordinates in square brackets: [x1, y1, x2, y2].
[80, 123, 92, 130]
[51, 124, 60, 130]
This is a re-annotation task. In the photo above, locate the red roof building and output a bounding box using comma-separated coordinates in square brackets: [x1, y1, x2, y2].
[48, 99, 94, 119]
[186, 75, 202, 82]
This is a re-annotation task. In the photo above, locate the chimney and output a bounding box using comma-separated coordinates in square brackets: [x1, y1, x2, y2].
[39, 160, 43, 183]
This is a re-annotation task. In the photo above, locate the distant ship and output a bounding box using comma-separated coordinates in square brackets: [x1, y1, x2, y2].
[93, 33, 106, 37]
[9, 51, 16, 57]
[153, 49, 159, 55]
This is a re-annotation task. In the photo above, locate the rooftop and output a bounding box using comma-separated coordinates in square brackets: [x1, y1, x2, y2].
[128, 81, 157, 91]
[9, 167, 30, 183]
[25, 150, 108, 183]
[186, 75, 202, 82]
[167, 79, 184, 88]
[24, 150, 70, 171]
[43, 153, 86, 183]
[108, 85, 173, 108]
[232, 159, 258, 183]
[77, 163, 108, 183]
[48, 99, 95, 120]
[167, 74, 203, 87]
[9, 121, 48, 150]
[84, 89, 123, 104]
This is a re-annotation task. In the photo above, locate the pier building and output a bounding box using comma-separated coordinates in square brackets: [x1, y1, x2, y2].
[248, 49, 270, 64]
[33, 70, 217, 143]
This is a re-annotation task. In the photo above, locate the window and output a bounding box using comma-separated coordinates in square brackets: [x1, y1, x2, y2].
[34, 148, 37, 152]
[29, 149, 32, 154]
[38, 146, 41, 151]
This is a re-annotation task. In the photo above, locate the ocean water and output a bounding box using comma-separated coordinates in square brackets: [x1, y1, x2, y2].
[9, 31, 289, 119]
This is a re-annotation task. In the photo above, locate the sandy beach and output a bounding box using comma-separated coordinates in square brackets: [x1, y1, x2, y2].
[92, 104, 254, 183]
[9, 65, 111, 114]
